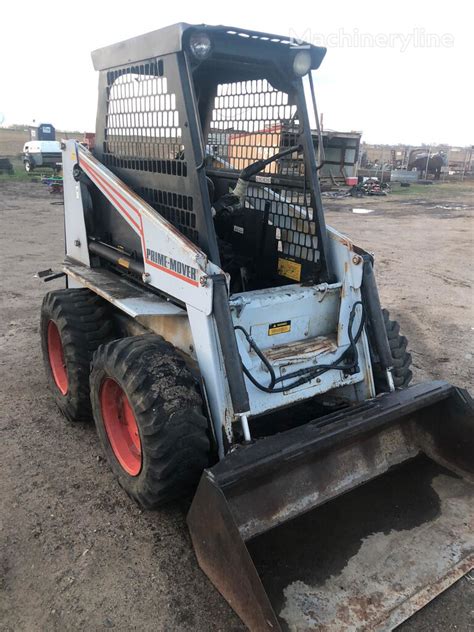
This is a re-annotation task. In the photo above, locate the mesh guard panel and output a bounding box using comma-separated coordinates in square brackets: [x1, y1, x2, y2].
[208, 79, 320, 273]
[99, 58, 204, 247]
[104, 63, 187, 177]
[138, 187, 198, 244]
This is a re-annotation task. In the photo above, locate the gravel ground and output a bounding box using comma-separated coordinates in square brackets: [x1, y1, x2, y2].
[0, 179, 473, 631]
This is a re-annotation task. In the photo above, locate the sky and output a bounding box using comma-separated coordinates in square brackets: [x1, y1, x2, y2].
[0, 0, 471, 146]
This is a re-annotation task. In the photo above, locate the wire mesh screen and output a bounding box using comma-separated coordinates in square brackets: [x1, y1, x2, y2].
[208, 79, 299, 172]
[208, 80, 319, 266]
[103, 62, 187, 177]
[246, 184, 318, 263]
[138, 187, 197, 243]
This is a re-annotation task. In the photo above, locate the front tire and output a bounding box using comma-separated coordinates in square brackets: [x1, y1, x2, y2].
[40, 289, 114, 421]
[90, 336, 211, 508]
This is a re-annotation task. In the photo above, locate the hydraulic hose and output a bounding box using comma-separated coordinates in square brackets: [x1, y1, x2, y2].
[231, 144, 302, 205]
[235, 302, 365, 394]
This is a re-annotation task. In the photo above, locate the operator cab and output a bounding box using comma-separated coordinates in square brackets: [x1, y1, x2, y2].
[90, 24, 330, 293]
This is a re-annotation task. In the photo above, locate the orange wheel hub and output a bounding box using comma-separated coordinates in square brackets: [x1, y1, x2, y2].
[47, 321, 68, 395]
[100, 378, 142, 476]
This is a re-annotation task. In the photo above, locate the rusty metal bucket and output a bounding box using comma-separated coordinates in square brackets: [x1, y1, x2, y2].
[187, 381, 474, 631]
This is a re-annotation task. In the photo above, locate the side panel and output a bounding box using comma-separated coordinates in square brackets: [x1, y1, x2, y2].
[77, 145, 220, 316]
[63, 140, 90, 266]
[187, 305, 234, 457]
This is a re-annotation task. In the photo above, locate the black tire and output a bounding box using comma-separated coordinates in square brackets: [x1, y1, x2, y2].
[373, 308, 413, 392]
[90, 335, 211, 508]
[40, 288, 114, 421]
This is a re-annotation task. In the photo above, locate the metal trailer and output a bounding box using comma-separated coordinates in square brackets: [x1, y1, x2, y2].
[315, 130, 361, 184]
[39, 24, 473, 631]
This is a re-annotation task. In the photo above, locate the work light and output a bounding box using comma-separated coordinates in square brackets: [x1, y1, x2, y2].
[189, 33, 212, 60]
[293, 50, 312, 76]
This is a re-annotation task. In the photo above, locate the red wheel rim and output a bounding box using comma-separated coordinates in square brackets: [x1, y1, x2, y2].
[100, 378, 142, 476]
[47, 321, 68, 395]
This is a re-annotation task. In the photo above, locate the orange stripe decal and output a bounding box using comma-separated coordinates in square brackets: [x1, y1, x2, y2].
[80, 155, 201, 288]
[146, 259, 200, 286]
[80, 161, 142, 232]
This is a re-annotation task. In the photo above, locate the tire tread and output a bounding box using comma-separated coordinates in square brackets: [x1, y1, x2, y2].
[90, 335, 211, 508]
[40, 288, 114, 421]
[373, 309, 413, 392]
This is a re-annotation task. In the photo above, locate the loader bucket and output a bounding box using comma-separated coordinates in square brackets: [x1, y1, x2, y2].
[187, 381, 474, 631]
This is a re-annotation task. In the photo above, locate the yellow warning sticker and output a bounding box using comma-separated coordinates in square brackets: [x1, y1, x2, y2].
[268, 320, 291, 336]
[117, 258, 130, 269]
[277, 257, 301, 282]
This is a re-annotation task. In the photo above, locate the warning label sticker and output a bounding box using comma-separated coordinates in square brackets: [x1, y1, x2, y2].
[277, 257, 301, 282]
[268, 320, 291, 336]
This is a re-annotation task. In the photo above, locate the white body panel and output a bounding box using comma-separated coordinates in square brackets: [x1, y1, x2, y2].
[62, 142, 90, 265]
[187, 306, 234, 455]
[231, 246, 373, 416]
[75, 144, 220, 316]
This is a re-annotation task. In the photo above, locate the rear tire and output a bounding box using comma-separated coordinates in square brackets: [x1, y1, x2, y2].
[40, 289, 114, 421]
[90, 336, 211, 508]
[373, 308, 413, 392]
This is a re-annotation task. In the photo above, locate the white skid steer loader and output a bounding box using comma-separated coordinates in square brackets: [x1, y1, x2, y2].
[39, 24, 473, 631]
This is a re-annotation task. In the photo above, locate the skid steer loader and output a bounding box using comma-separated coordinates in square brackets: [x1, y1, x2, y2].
[39, 24, 473, 631]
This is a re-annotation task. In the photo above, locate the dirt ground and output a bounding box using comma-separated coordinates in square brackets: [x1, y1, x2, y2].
[0, 179, 473, 631]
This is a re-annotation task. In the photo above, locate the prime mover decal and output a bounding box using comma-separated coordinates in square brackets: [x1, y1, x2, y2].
[146, 248, 199, 286]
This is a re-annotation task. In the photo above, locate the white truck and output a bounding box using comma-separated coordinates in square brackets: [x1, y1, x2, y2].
[23, 139, 62, 172]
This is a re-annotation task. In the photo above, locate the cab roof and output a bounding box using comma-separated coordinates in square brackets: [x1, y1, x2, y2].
[91, 23, 326, 72]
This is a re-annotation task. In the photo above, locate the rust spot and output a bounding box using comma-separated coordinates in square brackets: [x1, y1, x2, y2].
[335, 233, 353, 249]
[265, 335, 337, 363]
[137, 314, 194, 357]
[334, 592, 385, 626]
[337, 321, 344, 347]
